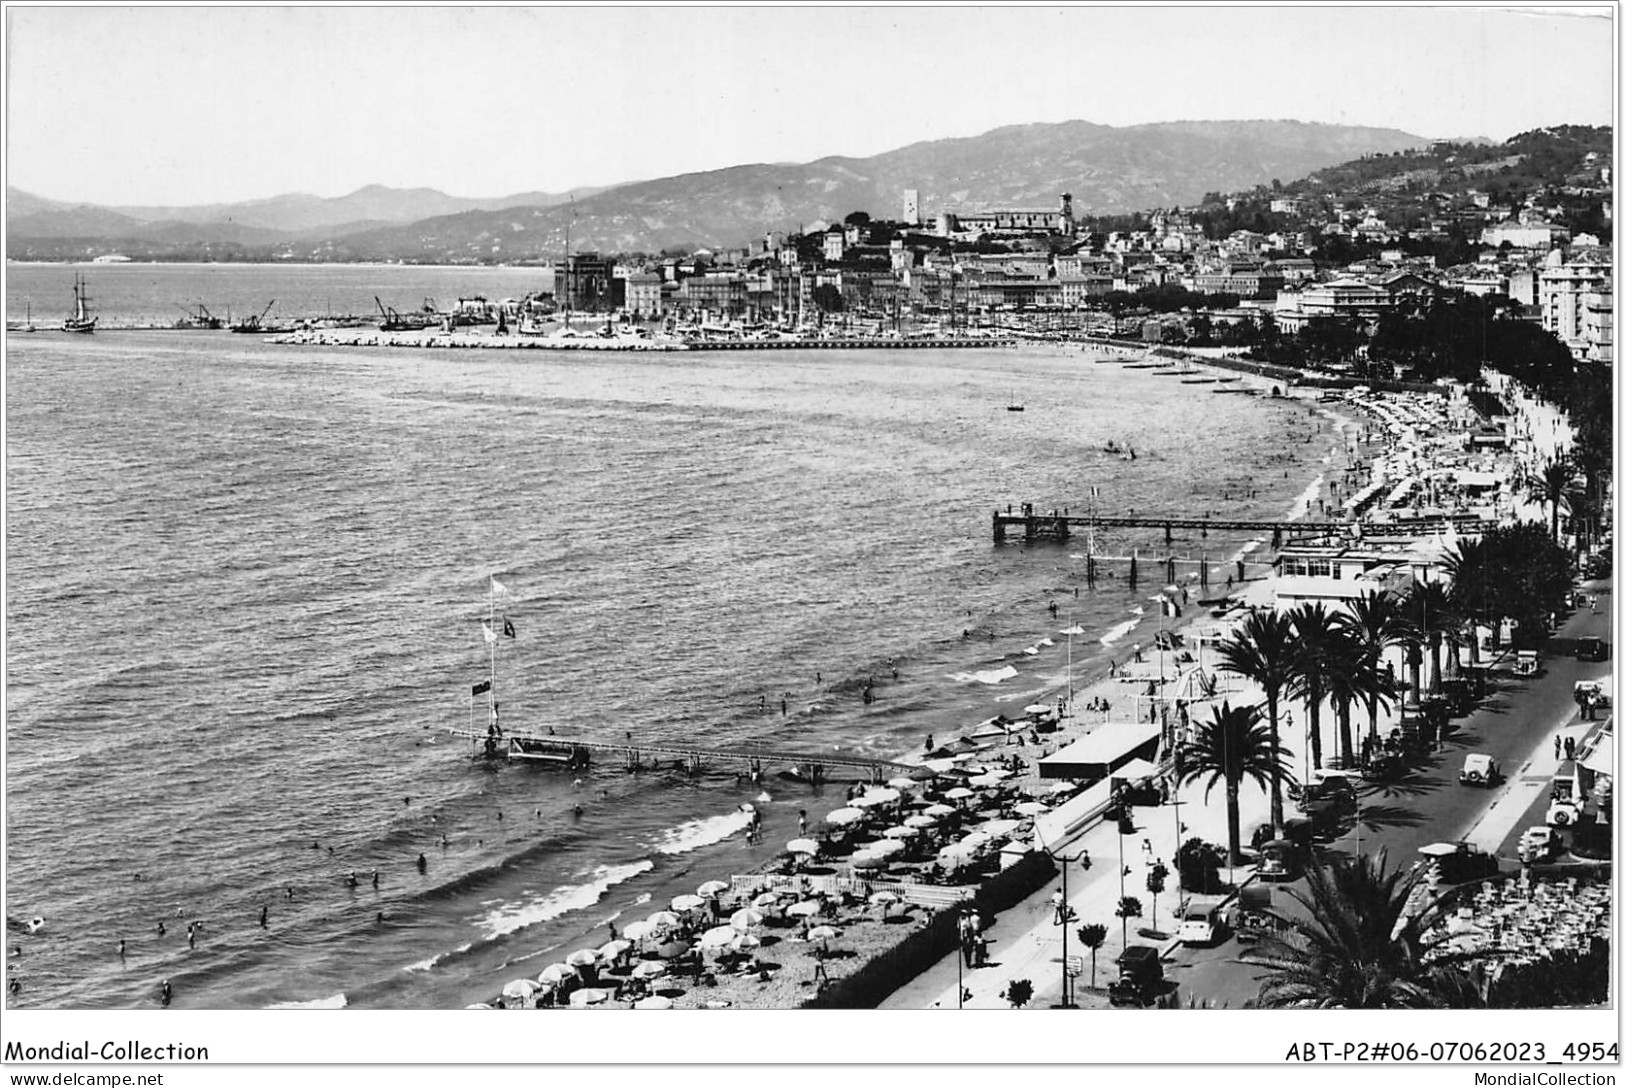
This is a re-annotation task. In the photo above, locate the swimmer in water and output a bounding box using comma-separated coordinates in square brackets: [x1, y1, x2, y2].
[117, 939, 126, 958]
[259, 906, 268, 928]
[572, 803, 584, 818]
[346, 872, 359, 888]
[371, 870, 379, 889]
[416, 853, 427, 874]
[156, 921, 166, 937]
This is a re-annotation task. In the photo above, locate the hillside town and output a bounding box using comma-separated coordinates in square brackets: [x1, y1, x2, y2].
[526, 129, 1610, 368]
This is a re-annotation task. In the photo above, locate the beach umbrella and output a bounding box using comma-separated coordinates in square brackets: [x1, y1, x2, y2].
[465, 1003, 495, 1010]
[869, 890, 902, 907]
[671, 894, 706, 912]
[652, 938, 691, 960]
[700, 925, 741, 950]
[976, 819, 1020, 838]
[1024, 704, 1054, 715]
[728, 907, 764, 932]
[807, 924, 838, 943]
[868, 838, 906, 857]
[621, 920, 658, 942]
[968, 775, 1002, 789]
[923, 803, 957, 817]
[697, 880, 730, 898]
[644, 910, 682, 930]
[958, 831, 992, 850]
[730, 933, 761, 954]
[823, 807, 867, 826]
[850, 793, 889, 809]
[751, 891, 782, 909]
[909, 765, 939, 783]
[886, 776, 917, 790]
[568, 987, 610, 1007]
[977, 767, 1011, 782]
[936, 843, 968, 861]
[1014, 801, 1050, 816]
[597, 939, 632, 961]
[924, 759, 957, 774]
[849, 850, 887, 869]
[1047, 782, 1075, 796]
[564, 948, 600, 969]
[903, 814, 938, 829]
[882, 825, 919, 839]
[631, 959, 668, 979]
[865, 787, 902, 805]
[537, 963, 577, 987]
[633, 995, 673, 1010]
[785, 837, 821, 855]
[503, 978, 539, 1001]
[785, 899, 822, 918]
[945, 787, 975, 801]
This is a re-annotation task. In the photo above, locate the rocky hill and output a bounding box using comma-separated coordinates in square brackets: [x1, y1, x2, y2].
[8, 119, 1426, 261]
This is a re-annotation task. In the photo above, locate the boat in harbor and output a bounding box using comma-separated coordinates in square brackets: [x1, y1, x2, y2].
[62, 275, 97, 333]
[231, 300, 294, 334]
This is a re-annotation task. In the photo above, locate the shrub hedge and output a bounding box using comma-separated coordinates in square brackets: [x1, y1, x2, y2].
[799, 851, 1059, 1008]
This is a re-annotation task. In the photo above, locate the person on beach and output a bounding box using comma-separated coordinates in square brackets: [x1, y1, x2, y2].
[798, 809, 808, 836]
[1081, 850, 1091, 871]
[924, 733, 934, 754]
[346, 871, 359, 889]
[416, 853, 427, 874]
[159, 980, 171, 1007]
[117, 939, 126, 958]
[259, 906, 269, 928]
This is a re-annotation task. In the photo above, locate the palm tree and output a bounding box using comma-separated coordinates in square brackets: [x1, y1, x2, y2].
[1338, 591, 1408, 748]
[1403, 581, 1456, 694]
[1287, 603, 1340, 771]
[1177, 701, 1294, 866]
[1442, 539, 1492, 666]
[1526, 456, 1578, 544]
[1215, 610, 1296, 828]
[1319, 626, 1366, 770]
[1241, 849, 1475, 1008]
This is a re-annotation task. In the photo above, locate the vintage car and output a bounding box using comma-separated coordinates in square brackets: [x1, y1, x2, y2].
[1107, 945, 1167, 1007]
[1459, 754, 1501, 787]
[1517, 826, 1562, 865]
[1419, 841, 1499, 884]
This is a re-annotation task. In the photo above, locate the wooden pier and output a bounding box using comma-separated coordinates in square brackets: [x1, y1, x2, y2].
[448, 728, 918, 783]
[993, 503, 1484, 547]
[993, 502, 1346, 547]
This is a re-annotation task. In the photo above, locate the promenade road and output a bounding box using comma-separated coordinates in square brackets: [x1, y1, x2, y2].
[1165, 577, 1613, 1008]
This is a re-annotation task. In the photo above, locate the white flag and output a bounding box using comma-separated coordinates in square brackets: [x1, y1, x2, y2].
[483, 622, 498, 644]
[491, 576, 510, 595]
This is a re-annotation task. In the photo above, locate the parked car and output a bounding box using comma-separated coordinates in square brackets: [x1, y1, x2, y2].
[1517, 826, 1562, 865]
[1229, 885, 1286, 945]
[1515, 650, 1539, 676]
[1577, 637, 1607, 662]
[1419, 841, 1499, 884]
[1107, 945, 1166, 1007]
[1459, 754, 1501, 787]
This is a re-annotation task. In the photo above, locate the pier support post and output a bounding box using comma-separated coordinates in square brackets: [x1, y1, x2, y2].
[1200, 555, 1209, 587]
[1164, 522, 1173, 545]
[1128, 555, 1139, 589]
[994, 513, 1005, 544]
[1165, 556, 1175, 585]
[1271, 528, 1282, 549]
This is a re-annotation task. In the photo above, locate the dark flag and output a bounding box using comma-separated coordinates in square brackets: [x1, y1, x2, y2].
[472, 680, 492, 696]
[502, 616, 516, 639]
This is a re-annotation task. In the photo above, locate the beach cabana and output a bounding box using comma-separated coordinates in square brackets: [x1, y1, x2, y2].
[1037, 721, 1160, 780]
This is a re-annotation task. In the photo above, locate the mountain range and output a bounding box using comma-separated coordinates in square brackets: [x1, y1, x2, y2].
[8, 119, 1427, 261]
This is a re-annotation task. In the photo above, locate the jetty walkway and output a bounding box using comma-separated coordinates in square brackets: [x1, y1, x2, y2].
[993, 504, 1484, 546]
[447, 728, 917, 782]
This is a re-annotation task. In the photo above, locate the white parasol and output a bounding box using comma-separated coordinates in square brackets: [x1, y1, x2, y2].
[882, 825, 920, 838]
[728, 907, 764, 932]
[786, 837, 821, 855]
[785, 899, 823, 918]
[697, 880, 730, 898]
[823, 807, 867, 826]
[699, 924, 742, 950]
[536, 963, 577, 987]
[564, 948, 600, 968]
[903, 814, 938, 829]
[568, 987, 610, 1007]
[631, 959, 668, 979]
[502, 978, 539, 1001]
[670, 894, 707, 912]
[923, 803, 957, 817]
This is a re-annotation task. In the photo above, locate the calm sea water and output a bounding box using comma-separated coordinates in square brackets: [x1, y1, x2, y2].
[4, 263, 1345, 1008]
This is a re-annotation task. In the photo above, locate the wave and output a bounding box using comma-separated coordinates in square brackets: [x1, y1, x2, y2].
[1098, 618, 1139, 646]
[947, 665, 1019, 685]
[476, 859, 653, 940]
[266, 992, 348, 1009]
[1059, 624, 1085, 636]
[653, 810, 753, 856]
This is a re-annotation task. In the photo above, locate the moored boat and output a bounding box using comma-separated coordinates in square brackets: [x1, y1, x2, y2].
[62, 275, 97, 333]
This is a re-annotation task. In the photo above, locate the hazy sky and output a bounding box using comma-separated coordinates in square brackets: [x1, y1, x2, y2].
[5, 5, 1616, 206]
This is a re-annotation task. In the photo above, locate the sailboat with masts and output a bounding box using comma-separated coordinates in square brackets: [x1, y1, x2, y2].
[62, 275, 97, 334]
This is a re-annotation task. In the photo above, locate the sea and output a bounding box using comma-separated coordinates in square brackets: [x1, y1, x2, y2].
[3, 262, 1350, 1009]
